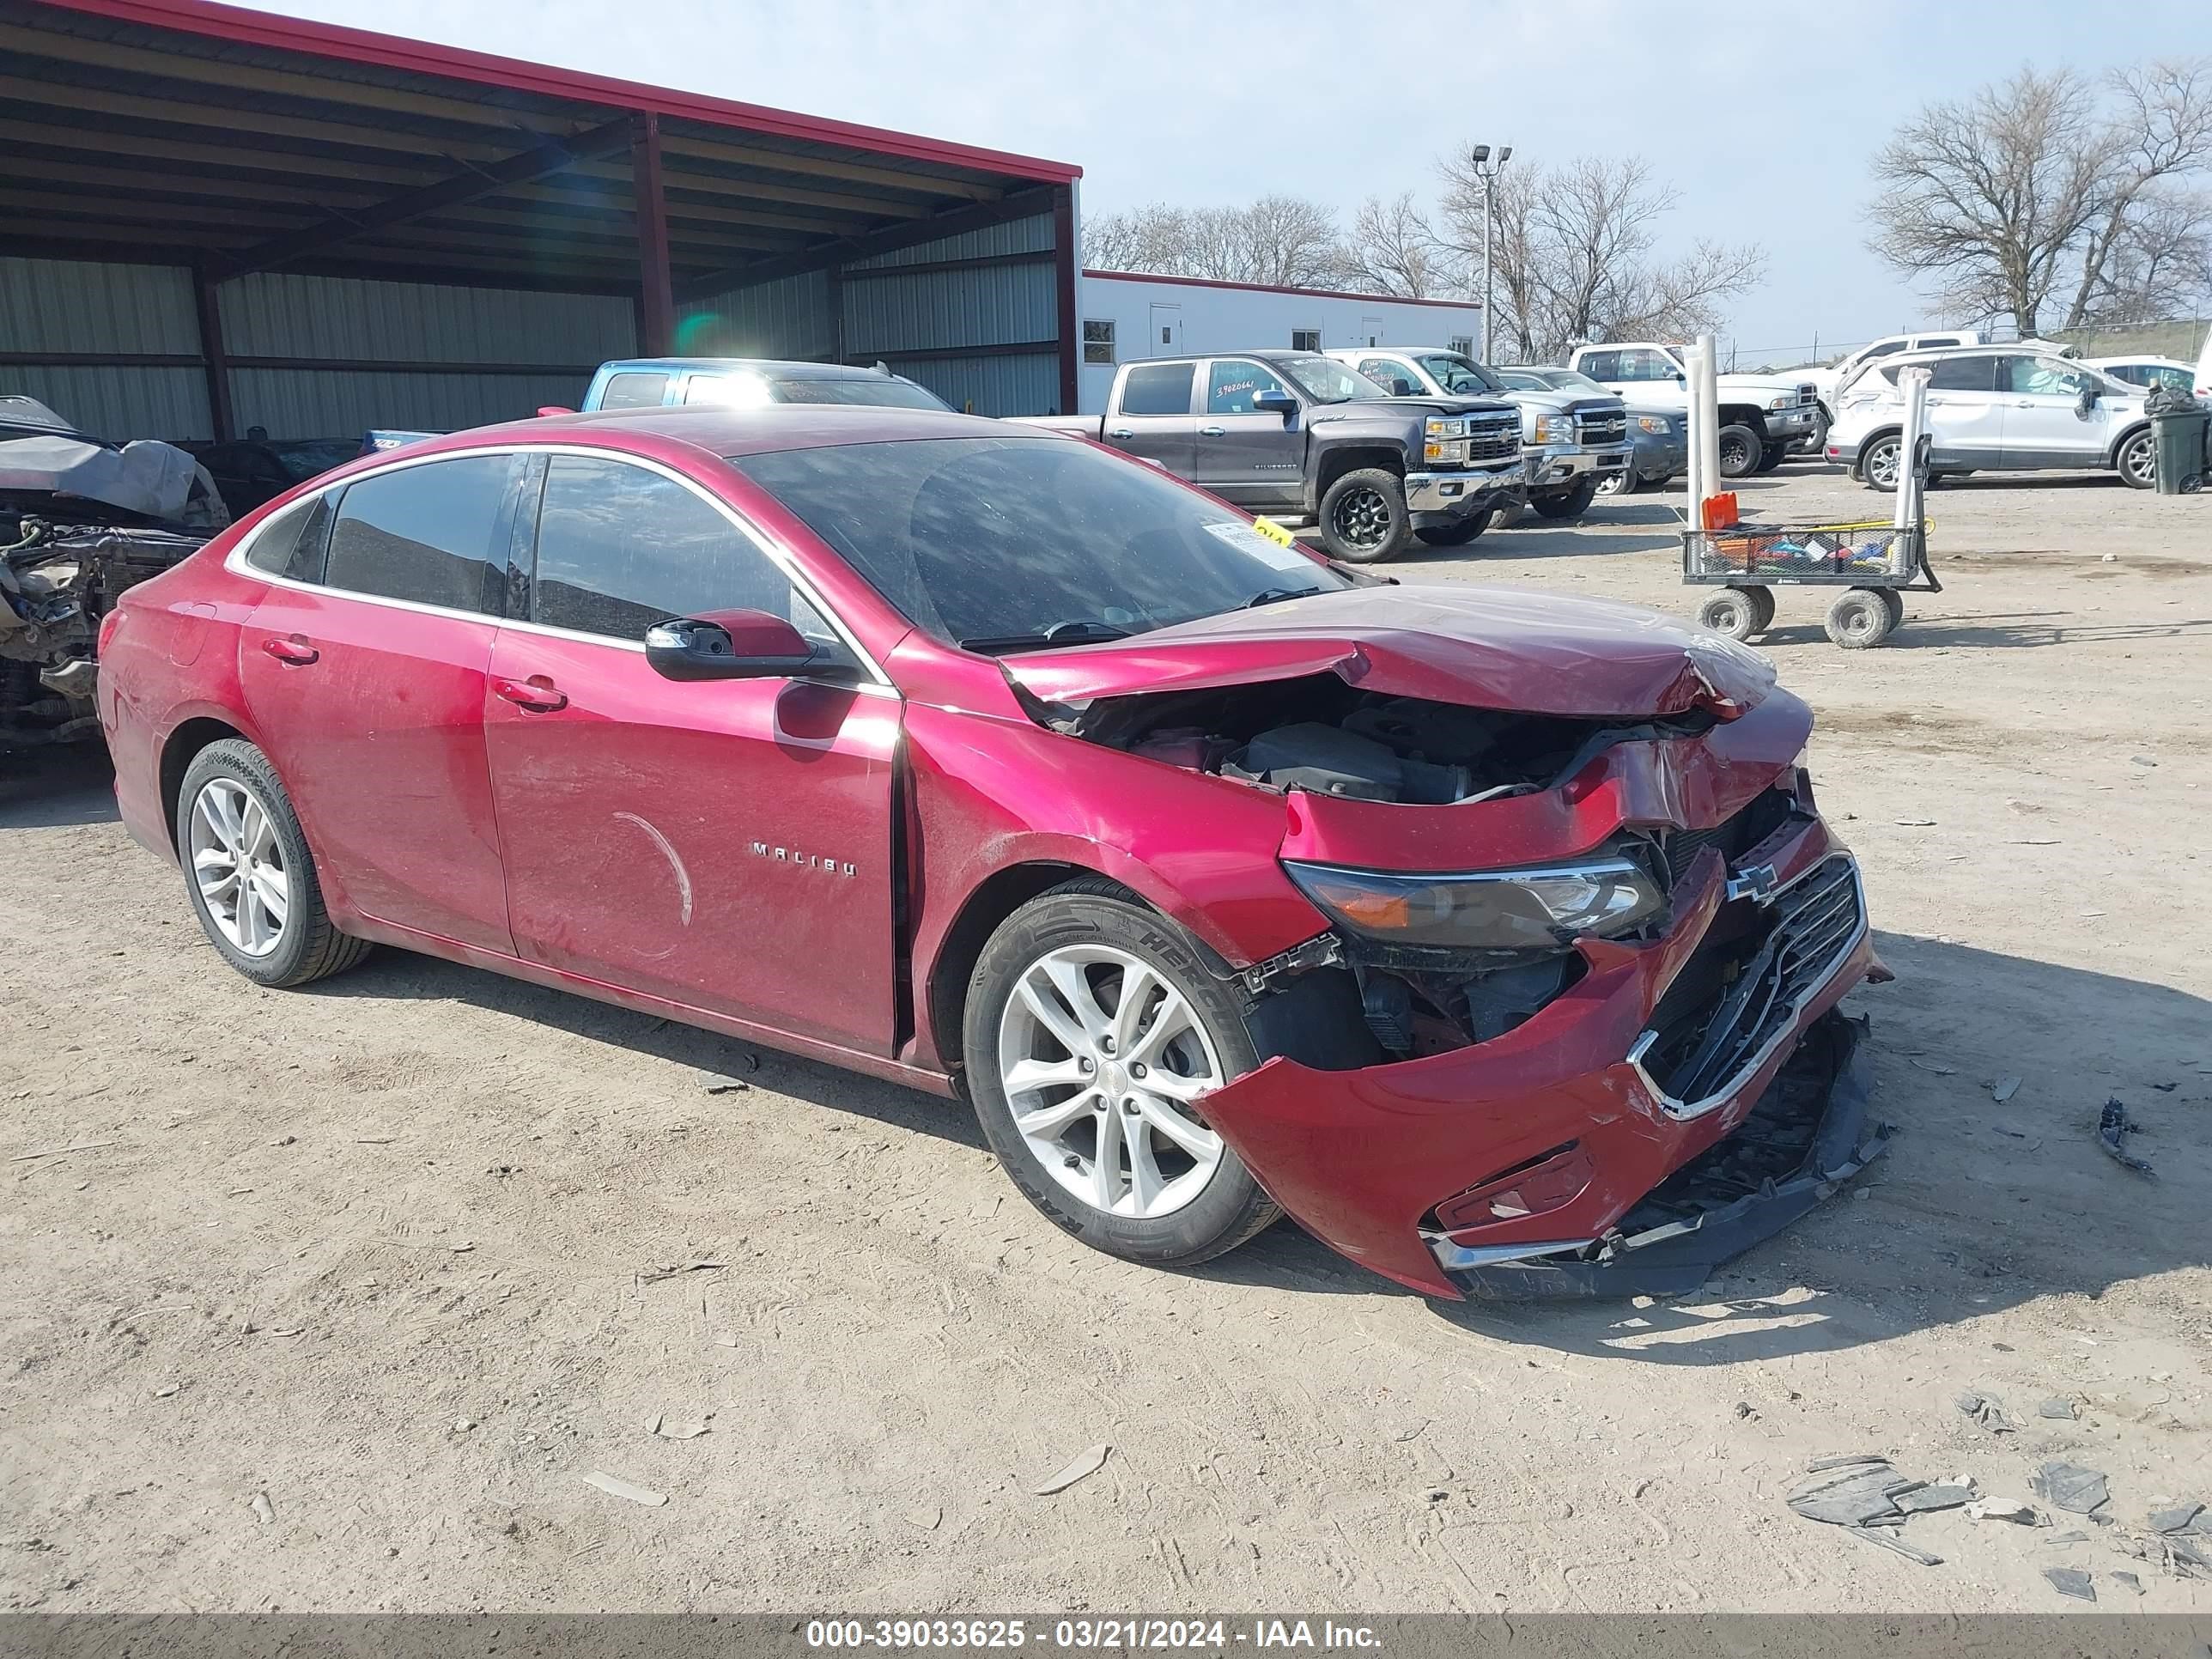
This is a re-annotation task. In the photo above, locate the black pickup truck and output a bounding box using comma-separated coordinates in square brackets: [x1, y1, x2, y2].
[1024, 351, 1524, 563]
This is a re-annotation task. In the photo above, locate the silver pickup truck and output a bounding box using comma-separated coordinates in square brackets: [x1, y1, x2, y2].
[1020, 351, 1523, 564]
[1326, 347, 1632, 525]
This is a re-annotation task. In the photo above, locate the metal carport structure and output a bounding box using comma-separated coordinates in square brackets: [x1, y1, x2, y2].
[0, 0, 1084, 436]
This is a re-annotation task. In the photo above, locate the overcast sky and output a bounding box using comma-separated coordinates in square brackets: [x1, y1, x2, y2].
[267, 0, 2212, 362]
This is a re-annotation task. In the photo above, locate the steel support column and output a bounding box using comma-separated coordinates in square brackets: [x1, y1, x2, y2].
[1052, 185, 1079, 417]
[633, 112, 675, 356]
[191, 264, 234, 441]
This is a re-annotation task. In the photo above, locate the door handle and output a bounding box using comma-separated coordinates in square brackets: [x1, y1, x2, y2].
[1199, 425, 1227, 436]
[2014, 400, 2035, 408]
[1106, 428, 1135, 440]
[492, 674, 568, 713]
[259, 635, 318, 665]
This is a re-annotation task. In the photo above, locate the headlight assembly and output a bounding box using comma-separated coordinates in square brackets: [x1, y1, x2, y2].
[1532, 413, 1573, 445]
[1425, 416, 1469, 439]
[1284, 858, 1664, 954]
[1636, 414, 1671, 434]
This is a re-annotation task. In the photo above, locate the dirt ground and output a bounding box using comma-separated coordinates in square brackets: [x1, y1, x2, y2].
[3, 463, 2208, 1616]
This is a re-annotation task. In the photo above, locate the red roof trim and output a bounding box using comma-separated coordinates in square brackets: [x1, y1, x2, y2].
[1084, 268, 1484, 312]
[36, 0, 1083, 184]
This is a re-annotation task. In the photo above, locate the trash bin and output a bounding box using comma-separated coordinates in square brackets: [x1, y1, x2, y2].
[2147, 385, 2209, 495]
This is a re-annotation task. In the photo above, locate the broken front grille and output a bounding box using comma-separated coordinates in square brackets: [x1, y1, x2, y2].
[1629, 854, 1864, 1118]
[1656, 787, 1796, 888]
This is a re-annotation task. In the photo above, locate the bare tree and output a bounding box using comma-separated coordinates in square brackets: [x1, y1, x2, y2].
[1334, 193, 1454, 297]
[1081, 196, 1346, 288]
[1437, 155, 1764, 360]
[1866, 60, 2212, 335]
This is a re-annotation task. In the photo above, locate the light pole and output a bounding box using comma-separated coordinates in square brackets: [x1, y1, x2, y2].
[1468, 143, 1512, 363]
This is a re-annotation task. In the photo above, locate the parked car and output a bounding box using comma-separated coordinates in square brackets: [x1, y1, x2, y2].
[1802, 331, 1984, 448]
[1496, 366, 1683, 495]
[179, 437, 363, 517]
[3, 395, 222, 748]
[2086, 356, 2200, 395]
[1023, 352, 1522, 562]
[580, 357, 953, 413]
[1826, 346, 2157, 489]
[98, 404, 1885, 1299]
[1565, 343, 1821, 477]
[1322, 348, 1631, 522]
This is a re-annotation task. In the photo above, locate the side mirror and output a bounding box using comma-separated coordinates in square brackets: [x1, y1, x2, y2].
[645, 608, 816, 681]
[2075, 384, 2099, 416]
[1674, 373, 1688, 386]
[1252, 387, 1298, 419]
[1389, 377, 1418, 397]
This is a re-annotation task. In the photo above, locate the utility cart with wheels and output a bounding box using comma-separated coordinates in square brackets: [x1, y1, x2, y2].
[1683, 517, 1938, 648]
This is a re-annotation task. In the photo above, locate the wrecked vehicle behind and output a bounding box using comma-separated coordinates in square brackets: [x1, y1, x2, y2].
[99, 404, 1884, 1298]
[3, 397, 224, 748]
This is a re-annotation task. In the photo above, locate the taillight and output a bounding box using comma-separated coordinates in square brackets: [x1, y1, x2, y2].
[1435, 1144, 1595, 1231]
[98, 606, 125, 653]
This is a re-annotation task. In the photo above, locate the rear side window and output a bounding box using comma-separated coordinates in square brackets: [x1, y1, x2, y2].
[244, 490, 334, 583]
[324, 456, 511, 614]
[527, 456, 799, 640]
[596, 371, 669, 410]
[1577, 350, 1620, 380]
[1929, 356, 1996, 392]
[1917, 336, 1960, 349]
[1119, 363, 1194, 416]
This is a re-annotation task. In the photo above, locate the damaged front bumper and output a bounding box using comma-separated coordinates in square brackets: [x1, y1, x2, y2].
[1198, 814, 1885, 1299]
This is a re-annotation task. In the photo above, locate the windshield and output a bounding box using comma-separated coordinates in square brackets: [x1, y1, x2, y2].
[1546, 370, 1612, 396]
[728, 435, 1351, 652]
[1272, 355, 1388, 404]
[1415, 353, 1506, 396]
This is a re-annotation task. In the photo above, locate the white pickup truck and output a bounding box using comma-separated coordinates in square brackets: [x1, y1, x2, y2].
[1565, 343, 1820, 478]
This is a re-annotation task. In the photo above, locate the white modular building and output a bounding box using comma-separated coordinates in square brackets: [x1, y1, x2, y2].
[1076, 271, 1486, 414]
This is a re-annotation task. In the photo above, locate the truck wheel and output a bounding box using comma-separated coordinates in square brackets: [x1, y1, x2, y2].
[1319, 468, 1413, 562]
[1804, 408, 1832, 454]
[964, 880, 1280, 1269]
[1825, 587, 1897, 649]
[1595, 467, 1638, 496]
[1755, 443, 1787, 473]
[1414, 507, 1495, 547]
[1531, 478, 1601, 520]
[1717, 424, 1761, 479]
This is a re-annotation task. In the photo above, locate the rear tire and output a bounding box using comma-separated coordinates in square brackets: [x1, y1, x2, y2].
[1318, 468, 1413, 563]
[1717, 424, 1761, 479]
[1698, 587, 1763, 641]
[1413, 507, 1495, 547]
[1826, 587, 1897, 649]
[1860, 433, 1903, 492]
[177, 739, 373, 988]
[2116, 428, 2157, 489]
[1530, 478, 1601, 520]
[963, 880, 1279, 1269]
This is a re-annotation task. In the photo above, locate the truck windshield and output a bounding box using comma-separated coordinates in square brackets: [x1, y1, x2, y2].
[1273, 356, 1389, 404]
[1416, 354, 1506, 396]
[727, 435, 1351, 653]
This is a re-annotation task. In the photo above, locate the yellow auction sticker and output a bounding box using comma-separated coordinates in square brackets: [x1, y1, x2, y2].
[1249, 516, 1297, 548]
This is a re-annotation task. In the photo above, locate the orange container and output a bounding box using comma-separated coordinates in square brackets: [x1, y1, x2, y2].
[1700, 491, 1739, 532]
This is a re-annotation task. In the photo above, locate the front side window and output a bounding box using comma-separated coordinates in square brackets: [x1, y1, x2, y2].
[1207, 358, 1292, 415]
[1119, 362, 1194, 416]
[1273, 354, 1385, 404]
[1083, 319, 1116, 365]
[1613, 348, 1677, 382]
[529, 456, 808, 641]
[728, 435, 1351, 652]
[1917, 336, 1960, 349]
[323, 455, 511, 614]
[1416, 353, 1506, 395]
[2005, 357, 2087, 398]
[596, 371, 669, 410]
[1358, 357, 1423, 395]
[1864, 340, 1907, 361]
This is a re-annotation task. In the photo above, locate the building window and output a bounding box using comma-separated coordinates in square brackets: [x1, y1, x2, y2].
[1448, 335, 1474, 357]
[1290, 328, 1322, 352]
[1082, 319, 1116, 365]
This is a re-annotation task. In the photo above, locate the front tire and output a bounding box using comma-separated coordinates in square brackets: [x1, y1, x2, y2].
[1717, 424, 1762, 479]
[1595, 467, 1638, 497]
[1530, 478, 1601, 520]
[1755, 442, 1787, 473]
[1697, 586, 1766, 641]
[1414, 506, 1496, 547]
[964, 881, 1279, 1268]
[1318, 467, 1413, 563]
[177, 739, 373, 988]
[1826, 587, 1898, 649]
[2116, 428, 2157, 489]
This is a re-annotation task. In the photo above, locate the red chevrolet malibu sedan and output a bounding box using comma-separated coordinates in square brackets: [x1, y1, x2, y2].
[98, 405, 1888, 1298]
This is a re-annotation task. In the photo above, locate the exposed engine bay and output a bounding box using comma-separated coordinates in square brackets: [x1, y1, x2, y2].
[1064, 671, 1718, 807]
[1058, 672, 1806, 1066]
[2, 398, 222, 748]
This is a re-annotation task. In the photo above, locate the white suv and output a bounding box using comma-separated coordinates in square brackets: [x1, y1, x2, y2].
[1826, 346, 2157, 490]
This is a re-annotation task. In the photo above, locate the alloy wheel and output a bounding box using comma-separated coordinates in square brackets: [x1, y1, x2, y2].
[2120, 433, 2155, 487]
[995, 944, 1226, 1219]
[188, 777, 290, 957]
[1329, 485, 1392, 550]
[1865, 439, 1901, 490]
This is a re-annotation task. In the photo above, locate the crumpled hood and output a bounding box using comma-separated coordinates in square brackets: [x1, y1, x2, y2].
[1002, 584, 1776, 720]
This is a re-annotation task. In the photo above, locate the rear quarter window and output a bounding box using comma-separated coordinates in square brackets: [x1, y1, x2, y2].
[243, 491, 335, 583]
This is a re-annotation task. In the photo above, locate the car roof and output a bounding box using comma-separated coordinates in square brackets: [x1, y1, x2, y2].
[597, 357, 913, 383]
[2086, 355, 2188, 368]
[397, 403, 1018, 462]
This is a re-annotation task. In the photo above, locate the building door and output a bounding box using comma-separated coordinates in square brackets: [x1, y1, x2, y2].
[1149, 303, 1182, 357]
[1361, 315, 1385, 348]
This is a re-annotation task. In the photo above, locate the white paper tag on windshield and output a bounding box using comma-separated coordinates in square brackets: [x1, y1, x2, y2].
[1201, 519, 1316, 573]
